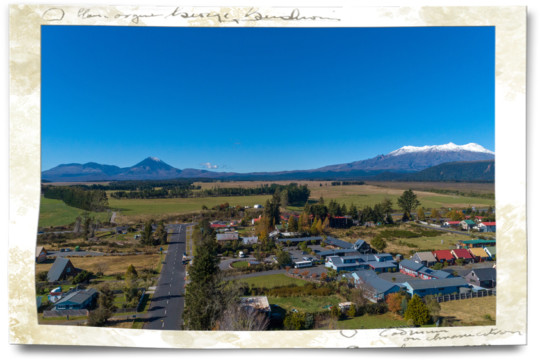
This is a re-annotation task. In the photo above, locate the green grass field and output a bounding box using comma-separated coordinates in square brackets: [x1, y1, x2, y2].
[337, 312, 409, 329]
[41, 181, 494, 226]
[108, 195, 272, 216]
[39, 196, 111, 228]
[231, 261, 250, 269]
[269, 295, 343, 313]
[236, 274, 309, 288]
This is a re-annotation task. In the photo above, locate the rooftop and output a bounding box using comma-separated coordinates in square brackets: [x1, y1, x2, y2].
[406, 277, 469, 290]
[55, 288, 97, 306]
[47, 257, 72, 282]
[352, 270, 401, 294]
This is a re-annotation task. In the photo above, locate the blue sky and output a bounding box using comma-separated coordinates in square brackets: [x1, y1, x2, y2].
[41, 26, 495, 172]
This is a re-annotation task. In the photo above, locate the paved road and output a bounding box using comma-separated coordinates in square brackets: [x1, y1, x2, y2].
[143, 224, 187, 330]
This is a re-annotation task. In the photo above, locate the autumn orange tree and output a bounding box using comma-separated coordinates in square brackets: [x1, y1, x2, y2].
[386, 293, 405, 314]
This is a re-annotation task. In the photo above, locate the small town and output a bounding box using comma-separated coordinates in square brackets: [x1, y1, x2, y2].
[35, 184, 496, 331]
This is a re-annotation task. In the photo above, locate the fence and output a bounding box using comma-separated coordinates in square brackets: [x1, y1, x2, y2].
[435, 289, 496, 303]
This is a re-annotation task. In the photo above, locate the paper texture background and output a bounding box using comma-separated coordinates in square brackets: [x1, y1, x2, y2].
[8, 4, 527, 348]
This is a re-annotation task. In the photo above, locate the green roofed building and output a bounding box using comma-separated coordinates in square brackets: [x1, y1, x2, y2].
[460, 219, 477, 231]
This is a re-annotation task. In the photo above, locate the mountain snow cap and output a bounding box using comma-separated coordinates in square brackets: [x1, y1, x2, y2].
[149, 157, 161, 162]
[388, 142, 494, 157]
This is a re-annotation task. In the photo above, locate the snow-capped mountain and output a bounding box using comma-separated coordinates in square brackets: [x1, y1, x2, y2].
[316, 143, 494, 173]
[388, 142, 494, 157]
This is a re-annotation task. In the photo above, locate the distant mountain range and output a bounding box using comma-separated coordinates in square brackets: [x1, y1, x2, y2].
[42, 142, 495, 182]
[373, 160, 495, 182]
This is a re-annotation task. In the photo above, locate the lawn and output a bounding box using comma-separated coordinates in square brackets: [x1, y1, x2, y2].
[439, 296, 496, 326]
[35, 254, 161, 276]
[39, 196, 111, 228]
[231, 261, 250, 269]
[337, 312, 409, 329]
[236, 274, 309, 288]
[268, 295, 343, 313]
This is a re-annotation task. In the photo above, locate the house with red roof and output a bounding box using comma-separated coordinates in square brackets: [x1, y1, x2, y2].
[432, 250, 455, 265]
[451, 248, 474, 264]
[442, 221, 461, 228]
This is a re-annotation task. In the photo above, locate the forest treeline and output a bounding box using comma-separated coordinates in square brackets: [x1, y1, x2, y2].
[42, 186, 109, 212]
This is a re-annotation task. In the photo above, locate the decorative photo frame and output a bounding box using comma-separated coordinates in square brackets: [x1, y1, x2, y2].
[8, 3, 526, 348]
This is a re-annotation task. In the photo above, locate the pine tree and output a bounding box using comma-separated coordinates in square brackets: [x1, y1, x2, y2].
[397, 190, 421, 220]
[184, 227, 223, 330]
[141, 220, 153, 245]
[404, 294, 431, 325]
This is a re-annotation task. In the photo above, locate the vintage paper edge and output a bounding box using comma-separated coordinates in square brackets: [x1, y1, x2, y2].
[8, 4, 527, 348]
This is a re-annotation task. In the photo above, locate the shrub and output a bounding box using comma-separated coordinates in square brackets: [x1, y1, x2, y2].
[72, 270, 93, 284]
[36, 271, 48, 282]
[283, 312, 306, 330]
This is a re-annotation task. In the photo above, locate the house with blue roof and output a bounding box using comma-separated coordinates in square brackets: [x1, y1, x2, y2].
[317, 248, 360, 259]
[349, 270, 402, 302]
[53, 288, 98, 310]
[324, 236, 354, 249]
[403, 277, 470, 297]
[325, 253, 397, 273]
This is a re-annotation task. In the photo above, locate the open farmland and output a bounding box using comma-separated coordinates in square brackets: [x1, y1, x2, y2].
[39, 196, 111, 228]
[109, 194, 272, 217]
[194, 181, 494, 210]
[35, 254, 161, 276]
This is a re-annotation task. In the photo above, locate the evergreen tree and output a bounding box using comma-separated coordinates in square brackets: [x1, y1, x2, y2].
[371, 235, 387, 253]
[404, 295, 431, 326]
[154, 220, 167, 245]
[141, 220, 153, 245]
[348, 203, 359, 220]
[184, 226, 223, 330]
[397, 190, 421, 220]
